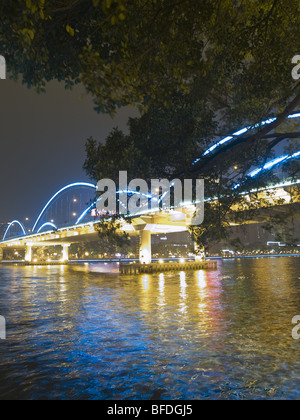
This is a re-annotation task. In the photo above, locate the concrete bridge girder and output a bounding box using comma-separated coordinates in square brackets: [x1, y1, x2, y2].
[1, 194, 298, 263]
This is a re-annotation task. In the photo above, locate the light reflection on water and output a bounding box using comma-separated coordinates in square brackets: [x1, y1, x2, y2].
[0, 258, 300, 400]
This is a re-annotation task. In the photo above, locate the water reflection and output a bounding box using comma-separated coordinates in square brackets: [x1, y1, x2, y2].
[179, 272, 187, 315]
[158, 273, 165, 307]
[0, 258, 300, 400]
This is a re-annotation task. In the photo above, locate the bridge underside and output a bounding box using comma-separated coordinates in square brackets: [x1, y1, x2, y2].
[0, 209, 191, 264]
[0, 199, 299, 264]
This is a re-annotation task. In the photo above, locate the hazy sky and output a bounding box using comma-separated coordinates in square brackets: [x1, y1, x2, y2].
[0, 78, 139, 224]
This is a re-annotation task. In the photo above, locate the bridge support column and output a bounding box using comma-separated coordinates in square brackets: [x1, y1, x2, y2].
[139, 230, 152, 264]
[25, 245, 32, 263]
[61, 244, 70, 262]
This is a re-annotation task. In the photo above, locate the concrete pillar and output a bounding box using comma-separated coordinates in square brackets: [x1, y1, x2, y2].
[139, 230, 152, 264]
[25, 245, 32, 263]
[0, 248, 3, 261]
[61, 244, 70, 262]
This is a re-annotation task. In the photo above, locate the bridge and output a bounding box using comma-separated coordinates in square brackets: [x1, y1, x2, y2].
[0, 113, 299, 264]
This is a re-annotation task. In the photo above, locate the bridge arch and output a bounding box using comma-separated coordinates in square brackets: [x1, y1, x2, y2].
[248, 152, 299, 178]
[3, 220, 26, 240]
[193, 112, 300, 164]
[75, 202, 96, 225]
[37, 222, 58, 233]
[232, 150, 300, 190]
[32, 182, 96, 232]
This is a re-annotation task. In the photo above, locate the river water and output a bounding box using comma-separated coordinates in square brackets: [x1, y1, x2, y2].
[0, 257, 300, 400]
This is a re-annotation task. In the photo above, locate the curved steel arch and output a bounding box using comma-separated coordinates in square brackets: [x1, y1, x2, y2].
[3, 220, 26, 241]
[193, 112, 300, 165]
[76, 187, 158, 225]
[249, 150, 300, 178]
[32, 182, 96, 232]
[232, 150, 300, 190]
[75, 202, 96, 225]
[37, 222, 58, 233]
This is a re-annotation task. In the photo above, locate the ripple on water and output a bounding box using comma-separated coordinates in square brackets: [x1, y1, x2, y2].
[0, 258, 300, 399]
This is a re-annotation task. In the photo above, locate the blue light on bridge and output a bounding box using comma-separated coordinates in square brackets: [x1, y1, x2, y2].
[3, 220, 26, 241]
[37, 222, 58, 233]
[249, 152, 299, 178]
[75, 203, 96, 225]
[32, 182, 96, 232]
[194, 112, 300, 164]
[231, 150, 300, 191]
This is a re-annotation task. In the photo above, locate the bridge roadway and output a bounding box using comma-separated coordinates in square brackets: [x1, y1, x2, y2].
[0, 183, 299, 264]
[0, 206, 194, 264]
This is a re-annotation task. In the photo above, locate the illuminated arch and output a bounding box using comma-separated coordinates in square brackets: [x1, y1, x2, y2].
[37, 222, 58, 233]
[75, 202, 96, 225]
[233, 150, 300, 190]
[249, 150, 300, 178]
[3, 220, 26, 240]
[32, 182, 96, 232]
[193, 112, 300, 165]
[76, 187, 157, 224]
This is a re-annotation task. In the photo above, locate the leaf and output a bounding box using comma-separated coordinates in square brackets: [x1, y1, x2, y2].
[66, 25, 75, 37]
[28, 29, 34, 40]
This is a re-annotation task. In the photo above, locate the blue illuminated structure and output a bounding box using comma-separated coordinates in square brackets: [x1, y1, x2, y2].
[75, 203, 96, 225]
[32, 182, 96, 232]
[192, 112, 300, 165]
[3, 220, 26, 240]
[248, 153, 299, 178]
[37, 222, 58, 233]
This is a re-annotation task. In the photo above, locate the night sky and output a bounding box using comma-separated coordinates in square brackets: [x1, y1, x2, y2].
[0, 78, 139, 224]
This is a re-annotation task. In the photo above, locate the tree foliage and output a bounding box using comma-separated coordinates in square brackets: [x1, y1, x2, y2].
[1, 0, 300, 121]
[84, 93, 215, 181]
